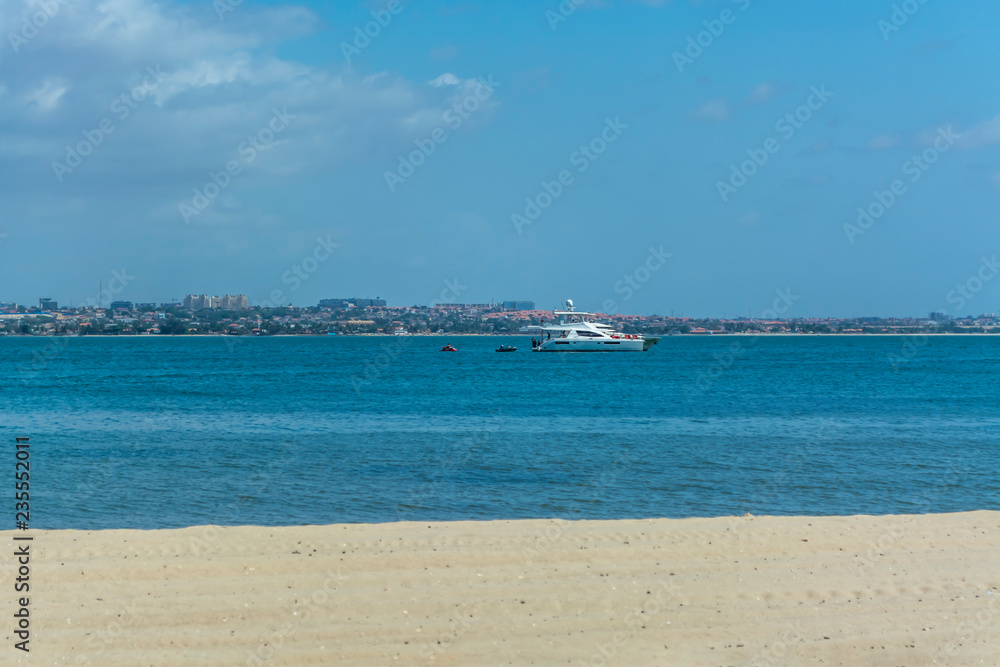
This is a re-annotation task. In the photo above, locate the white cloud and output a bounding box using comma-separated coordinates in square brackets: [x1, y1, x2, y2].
[954, 115, 1000, 150]
[743, 82, 791, 106]
[745, 83, 775, 105]
[24, 79, 67, 111]
[0, 0, 502, 214]
[867, 134, 897, 151]
[692, 99, 730, 122]
[429, 73, 461, 87]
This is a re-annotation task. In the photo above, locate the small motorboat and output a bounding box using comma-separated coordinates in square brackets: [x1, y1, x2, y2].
[496, 345, 517, 352]
[441, 344, 458, 352]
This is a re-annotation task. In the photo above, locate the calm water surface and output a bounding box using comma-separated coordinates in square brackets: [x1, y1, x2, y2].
[4, 335, 999, 529]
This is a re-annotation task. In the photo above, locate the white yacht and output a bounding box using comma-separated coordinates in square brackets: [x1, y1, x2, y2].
[523, 300, 659, 352]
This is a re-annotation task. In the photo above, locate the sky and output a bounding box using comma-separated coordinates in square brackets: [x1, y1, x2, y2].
[1, 0, 999, 318]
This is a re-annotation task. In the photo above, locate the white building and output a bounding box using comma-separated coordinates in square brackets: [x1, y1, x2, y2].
[183, 294, 249, 310]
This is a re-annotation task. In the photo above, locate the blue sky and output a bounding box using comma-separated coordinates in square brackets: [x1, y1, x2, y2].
[2, 0, 999, 317]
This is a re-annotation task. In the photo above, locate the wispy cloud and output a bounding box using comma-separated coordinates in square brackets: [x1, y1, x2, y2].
[429, 73, 461, 87]
[24, 78, 68, 111]
[743, 81, 792, 106]
[692, 99, 731, 122]
[692, 82, 791, 124]
[867, 134, 897, 151]
[953, 115, 1000, 150]
[0, 0, 502, 215]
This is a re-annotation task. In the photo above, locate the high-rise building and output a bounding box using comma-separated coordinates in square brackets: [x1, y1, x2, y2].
[929, 312, 950, 322]
[502, 300, 535, 311]
[183, 294, 212, 310]
[183, 294, 248, 310]
[39, 298, 58, 310]
[109, 301, 133, 310]
[220, 294, 249, 310]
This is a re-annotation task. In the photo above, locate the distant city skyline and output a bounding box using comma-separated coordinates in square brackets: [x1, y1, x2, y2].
[7, 292, 1000, 341]
[2, 1, 999, 318]
[4, 292, 997, 322]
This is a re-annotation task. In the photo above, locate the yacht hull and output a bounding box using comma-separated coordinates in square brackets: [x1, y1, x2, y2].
[535, 338, 646, 352]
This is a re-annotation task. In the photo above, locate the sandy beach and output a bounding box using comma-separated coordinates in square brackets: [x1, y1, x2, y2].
[2, 512, 998, 666]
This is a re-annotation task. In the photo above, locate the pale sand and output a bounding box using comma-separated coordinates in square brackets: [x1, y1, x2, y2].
[2, 512, 998, 666]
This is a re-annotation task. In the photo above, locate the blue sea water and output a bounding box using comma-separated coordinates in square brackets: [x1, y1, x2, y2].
[3, 335, 999, 530]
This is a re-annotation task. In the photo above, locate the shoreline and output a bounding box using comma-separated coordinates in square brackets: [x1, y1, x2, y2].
[4, 511, 997, 665]
[3, 332, 1000, 338]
